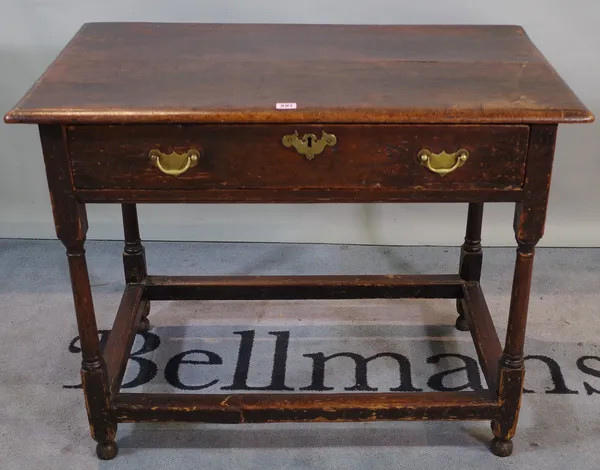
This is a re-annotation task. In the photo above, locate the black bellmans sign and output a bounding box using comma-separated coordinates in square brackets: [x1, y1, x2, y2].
[64, 329, 600, 396]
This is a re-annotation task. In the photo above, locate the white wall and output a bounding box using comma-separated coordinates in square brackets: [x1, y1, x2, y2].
[1, 0, 599, 246]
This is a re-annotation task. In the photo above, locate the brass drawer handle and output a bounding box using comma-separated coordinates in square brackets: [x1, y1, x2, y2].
[282, 130, 337, 161]
[418, 149, 469, 176]
[149, 149, 199, 176]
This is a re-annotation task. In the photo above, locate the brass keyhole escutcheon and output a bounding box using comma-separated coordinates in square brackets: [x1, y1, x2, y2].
[282, 130, 337, 161]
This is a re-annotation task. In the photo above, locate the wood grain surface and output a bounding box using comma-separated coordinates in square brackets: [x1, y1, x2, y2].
[68, 124, 529, 190]
[4, 23, 593, 124]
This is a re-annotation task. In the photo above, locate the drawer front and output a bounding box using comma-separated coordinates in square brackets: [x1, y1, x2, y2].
[68, 125, 529, 190]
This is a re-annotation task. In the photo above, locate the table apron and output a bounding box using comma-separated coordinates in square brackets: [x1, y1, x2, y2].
[73, 188, 525, 204]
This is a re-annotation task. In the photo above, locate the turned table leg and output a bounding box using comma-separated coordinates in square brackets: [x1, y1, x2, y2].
[122, 203, 150, 331]
[59, 206, 118, 459]
[491, 124, 557, 457]
[67, 233, 119, 460]
[491, 225, 537, 456]
[456, 202, 484, 331]
[40, 125, 118, 459]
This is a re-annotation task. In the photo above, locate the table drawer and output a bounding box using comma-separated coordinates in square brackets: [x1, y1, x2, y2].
[67, 125, 529, 190]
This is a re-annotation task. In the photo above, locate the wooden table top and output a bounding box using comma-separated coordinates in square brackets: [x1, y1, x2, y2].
[4, 23, 593, 125]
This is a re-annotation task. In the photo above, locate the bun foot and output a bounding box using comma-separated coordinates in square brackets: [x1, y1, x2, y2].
[96, 441, 118, 460]
[137, 302, 151, 332]
[138, 316, 151, 332]
[455, 300, 469, 331]
[455, 315, 469, 331]
[490, 437, 513, 457]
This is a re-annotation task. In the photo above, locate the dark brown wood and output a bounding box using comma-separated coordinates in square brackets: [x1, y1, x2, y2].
[459, 203, 484, 281]
[38, 125, 81, 242]
[504, 125, 557, 368]
[112, 391, 500, 423]
[8, 25, 593, 460]
[492, 124, 559, 454]
[491, 436, 514, 457]
[492, 367, 525, 444]
[456, 202, 485, 331]
[75, 187, 526, 204]
[39, 125, 117, 454]
[96, 441, 119, 460]
[461, 282, 502, 393]
[121, 204, 147, 283]
[121, 204, 149, 329]
[514, 125, 559, 244]
[503, 247, 536, 367]
[104, 285, 145, 395]
[67, 124, 529, 191]
[143, 274, 464, 301]
[4, 24, 593, 125]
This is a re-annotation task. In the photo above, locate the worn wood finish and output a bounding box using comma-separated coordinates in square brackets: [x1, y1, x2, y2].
[459, 203, 485, 282]
[143, 274, 464, 301]
[504, 126, 557, 366]
[121, 204, 149, 330]
[503, 248, 536, 367]
[68, 125, 529, 191]
[74, 187, 526, 204]
[4, 24, 593, 125]
[456, 202, 485, 330]
[490, 125, 559, 456]
[7, 24, 593, 460]
[492, 367, 525, 444]
[121, 204, 147, 283]
[514, 125, 558, 246]
[104, 285, 145, 395]
[461, 282, 502, 393]
[39, 125, 117, 457]
[112, 391, 500, 423]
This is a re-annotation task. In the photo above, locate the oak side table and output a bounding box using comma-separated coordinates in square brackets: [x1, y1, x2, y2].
[5, 23, 593, 460]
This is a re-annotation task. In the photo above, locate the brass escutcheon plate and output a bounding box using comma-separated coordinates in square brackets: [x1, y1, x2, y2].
[282, 130, 337, 161]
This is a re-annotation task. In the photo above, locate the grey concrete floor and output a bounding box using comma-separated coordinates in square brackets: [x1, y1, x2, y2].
[1, 240, 600, 469]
